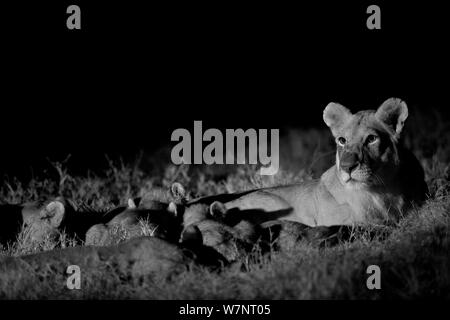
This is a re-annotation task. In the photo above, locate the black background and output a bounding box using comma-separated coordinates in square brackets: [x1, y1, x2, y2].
[1, 1, 448, 179]
[0, 300, 445, 319]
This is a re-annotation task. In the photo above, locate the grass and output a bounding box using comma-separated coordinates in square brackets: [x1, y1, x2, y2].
[0, 109, 449, 299]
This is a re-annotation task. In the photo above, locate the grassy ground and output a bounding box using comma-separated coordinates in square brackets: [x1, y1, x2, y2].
[0, 108, 449, 299]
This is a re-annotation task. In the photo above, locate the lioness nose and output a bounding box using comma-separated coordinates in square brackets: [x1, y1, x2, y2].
[340, 152, 359, 173]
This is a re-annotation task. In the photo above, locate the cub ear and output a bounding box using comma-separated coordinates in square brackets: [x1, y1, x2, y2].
[171, 182, 186, 200]
[323, 102, 352, 136]
[40, 200, 65, 227]
[375, 98, 408, 137]
[127, 198, 136, 209]
[168, 201, 179, 217]
[210, 201, 227, 220]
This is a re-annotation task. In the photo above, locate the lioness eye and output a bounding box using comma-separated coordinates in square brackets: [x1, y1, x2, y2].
[366, 134, 378, 144]
[337, 137, 346, 146]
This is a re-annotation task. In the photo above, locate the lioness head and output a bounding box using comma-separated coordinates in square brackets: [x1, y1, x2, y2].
[323, 97, 408, 189]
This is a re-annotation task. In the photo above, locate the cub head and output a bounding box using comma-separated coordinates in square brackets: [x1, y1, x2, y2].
[26, 200, 66, 242]
[323, 97, 408, 189]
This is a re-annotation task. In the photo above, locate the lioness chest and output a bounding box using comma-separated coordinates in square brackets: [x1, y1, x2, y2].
[329, 187, 405, 225]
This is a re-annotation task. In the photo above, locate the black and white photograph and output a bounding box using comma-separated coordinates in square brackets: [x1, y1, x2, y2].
[0, 1, 449, 310]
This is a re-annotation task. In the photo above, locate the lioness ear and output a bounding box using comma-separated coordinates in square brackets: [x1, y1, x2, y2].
[171, 182, 186, 200]
[210, 201, 227, 220]
[323, 102, 352, 136]
[40, 201, 65, 227]
[375, 98, 408, 137]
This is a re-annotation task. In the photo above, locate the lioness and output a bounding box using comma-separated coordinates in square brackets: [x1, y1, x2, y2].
[180, 98, 428, 227]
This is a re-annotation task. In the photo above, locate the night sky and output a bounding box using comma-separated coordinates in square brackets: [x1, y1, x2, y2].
[1, 2, 449, 179]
